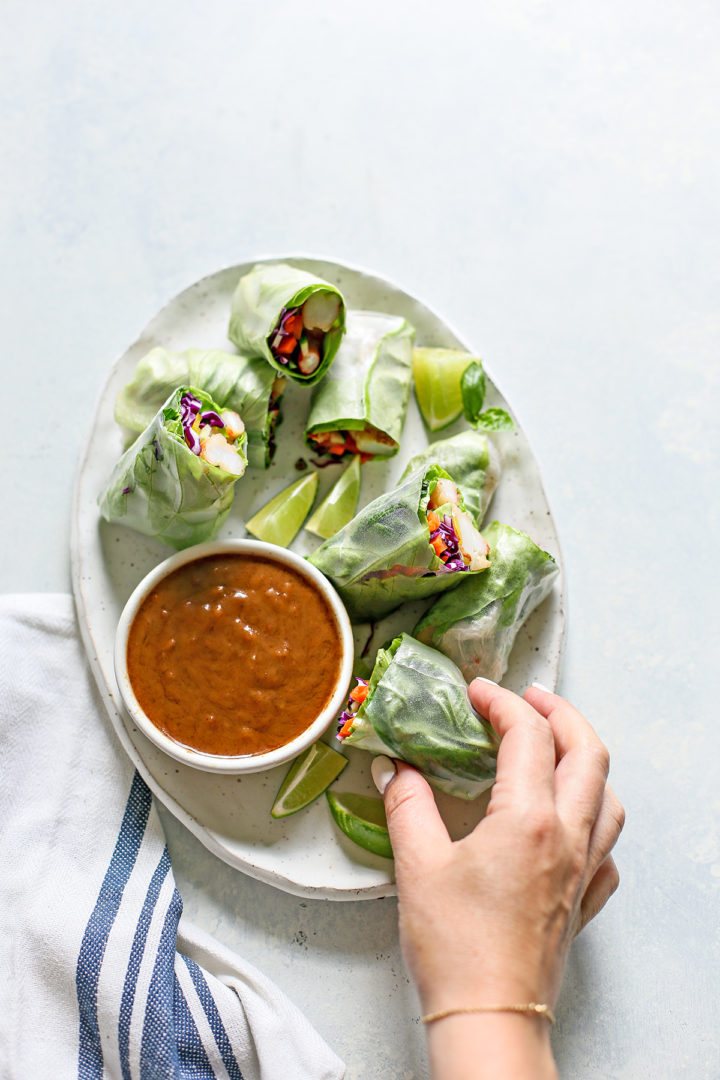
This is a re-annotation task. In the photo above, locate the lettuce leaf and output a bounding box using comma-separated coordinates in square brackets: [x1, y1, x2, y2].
[342, 634, 498, 799]
[114, 346, 281, 469]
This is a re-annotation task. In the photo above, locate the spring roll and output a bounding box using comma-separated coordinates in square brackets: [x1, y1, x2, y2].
[305, 311, 414, 461]
[114, 346, 285, 470]
[308, 465, 490, 622]
[336, 633, 498, 799]
[414, 522, 560, 682]
[228, 263, 346, 384]
[400, 430, 502, 525]
[99, 386, 247, 549]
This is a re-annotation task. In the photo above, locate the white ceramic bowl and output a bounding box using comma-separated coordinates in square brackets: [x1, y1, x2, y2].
[114, 538, 355, 774]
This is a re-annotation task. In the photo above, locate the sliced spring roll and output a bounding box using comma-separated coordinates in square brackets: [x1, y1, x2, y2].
[336, 633, 498, 799]
[113, 346, 285, 469]
[305, 311, 414, 461]
[99, 386, 247, 549]
[400, 430, 502, 525]
[228, 263, 346, 384]
[308, 465, 490, 622]
[414, 522, 560, 683]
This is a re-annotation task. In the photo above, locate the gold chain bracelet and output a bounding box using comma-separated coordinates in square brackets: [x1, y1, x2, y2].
[421, 1003, 555, 1025]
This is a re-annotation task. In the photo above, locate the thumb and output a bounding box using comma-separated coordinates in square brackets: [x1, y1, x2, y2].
[371, 757, 450, 872]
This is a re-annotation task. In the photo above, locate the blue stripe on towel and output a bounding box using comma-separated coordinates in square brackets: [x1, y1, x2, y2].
[173, 973, 217, 1079]
[183, 956, 244, 1080]
[76, 771, 152, 1080]
[118, 847, 172, 1080]
[139, 885, 187, 1080]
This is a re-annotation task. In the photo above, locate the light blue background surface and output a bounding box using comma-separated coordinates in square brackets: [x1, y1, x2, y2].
[2, 2, 719, 1076]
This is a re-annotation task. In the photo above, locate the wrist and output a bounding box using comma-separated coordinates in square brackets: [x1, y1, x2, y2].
[425, 1011, 558, 1080]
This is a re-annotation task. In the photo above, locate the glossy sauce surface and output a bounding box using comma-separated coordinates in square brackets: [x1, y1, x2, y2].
[127, 553, 343, 756]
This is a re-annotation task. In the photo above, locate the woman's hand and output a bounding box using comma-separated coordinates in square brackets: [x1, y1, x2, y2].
[372, 680, 623, 1076]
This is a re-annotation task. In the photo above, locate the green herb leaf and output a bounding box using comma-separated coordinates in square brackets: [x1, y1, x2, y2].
[473, 408, 514, 431]
[460, 362, 487, 424]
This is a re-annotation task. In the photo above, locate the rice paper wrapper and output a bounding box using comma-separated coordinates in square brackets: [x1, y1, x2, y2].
[400, 430, 502, 525]
[227, 263, 346, 384]
[307, 465, 486, 622]
[343, 634, 498, 799]
[414, 522, 560, 683]
[98, 386, 247, 550]
[305, 311, 414, 456]
[113, 346, 282, 469]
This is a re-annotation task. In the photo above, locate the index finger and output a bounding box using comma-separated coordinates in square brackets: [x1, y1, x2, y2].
[524, 685, 609, 834]
[468, 679, 556, 811]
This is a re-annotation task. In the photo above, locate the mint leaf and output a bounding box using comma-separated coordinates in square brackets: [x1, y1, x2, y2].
[460, 362, 486, 424]
[473, 408, 514, 431]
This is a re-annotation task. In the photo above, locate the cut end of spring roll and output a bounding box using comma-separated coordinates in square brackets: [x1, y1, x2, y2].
[307, 423, 398, 462]
[337, 633, 498, 800]
[228, 263, 347, 385]
[400, 429, 503, 526]
[99, 386, 248, 549]
[308, 464, 491, 622]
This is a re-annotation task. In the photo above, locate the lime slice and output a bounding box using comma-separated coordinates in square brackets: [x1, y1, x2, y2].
[245, 472, 318, 546]
[326, 790, 393, 859]
[412, 347, 478, 431]
[271, 741, 348, 818]
[305, 455, 361, 539]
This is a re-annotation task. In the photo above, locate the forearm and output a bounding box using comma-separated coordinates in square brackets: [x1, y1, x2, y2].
[425, 1013, 558, 1080]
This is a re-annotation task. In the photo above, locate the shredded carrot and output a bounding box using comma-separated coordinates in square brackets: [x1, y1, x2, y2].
[431, 536, 446, 556]
[284, 312, 303, 338]
[339, 718, 354, 738]
[328, 444, 347, 456]
[275, 335, 297, 356]
[349, 683, 368, 703]
[427, 511, 440, 531]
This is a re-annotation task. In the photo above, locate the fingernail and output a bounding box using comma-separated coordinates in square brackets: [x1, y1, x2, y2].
[531, 681, 552, 693]
[473, 676, 497, 686]
[371, 755, 397, 795]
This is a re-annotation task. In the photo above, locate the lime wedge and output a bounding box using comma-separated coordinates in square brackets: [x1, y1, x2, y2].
[326, 790, 393, 859]
[305, 455, 361, 539]
[412, 347, 479, 431]
[245, 472, 318, 546]
[271, 741, 348, 818]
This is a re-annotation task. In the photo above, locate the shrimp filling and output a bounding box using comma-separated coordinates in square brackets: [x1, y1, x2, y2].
[426, 479, 490, 573]
[269, 291, 342, 376]
[180, 392, 246, 477]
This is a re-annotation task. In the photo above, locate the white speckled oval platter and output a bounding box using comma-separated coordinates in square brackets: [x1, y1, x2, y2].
[71, 256, 566, 900]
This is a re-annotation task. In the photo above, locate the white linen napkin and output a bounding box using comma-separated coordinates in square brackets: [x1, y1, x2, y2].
[0, 594, 345, 1080]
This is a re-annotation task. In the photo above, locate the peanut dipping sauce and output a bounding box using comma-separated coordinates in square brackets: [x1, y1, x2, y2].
[126, 553, 344, 756]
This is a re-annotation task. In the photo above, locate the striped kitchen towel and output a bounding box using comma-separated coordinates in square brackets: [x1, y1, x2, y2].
[0, 594, 345, 1080]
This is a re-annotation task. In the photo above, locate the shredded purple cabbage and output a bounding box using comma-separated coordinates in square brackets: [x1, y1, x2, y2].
[184, 427, 201, 454]
[269, 305, 300, 366]
[429, 513, 468, 573]
[200, 410, 224, 427]
[180, 392, 201, 424]
[180, 392, 203, 455]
